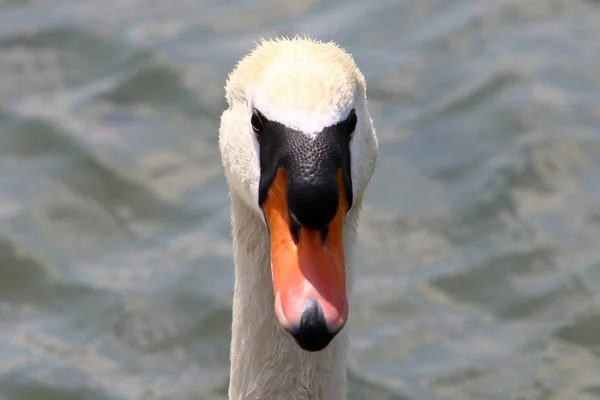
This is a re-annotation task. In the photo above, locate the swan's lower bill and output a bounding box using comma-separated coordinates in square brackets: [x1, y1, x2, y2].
[262, 168, 348, 352]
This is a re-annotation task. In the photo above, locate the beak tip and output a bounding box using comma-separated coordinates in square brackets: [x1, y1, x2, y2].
[276, 298, 347, 352]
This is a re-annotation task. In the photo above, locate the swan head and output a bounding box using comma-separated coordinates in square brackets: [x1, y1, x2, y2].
[219, 37, 378, 352]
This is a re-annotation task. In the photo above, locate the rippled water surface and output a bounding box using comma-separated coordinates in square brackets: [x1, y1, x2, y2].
[1, 1, 600, 399]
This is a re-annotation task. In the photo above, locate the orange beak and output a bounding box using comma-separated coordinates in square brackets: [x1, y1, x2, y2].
[262, 168, 348, 350]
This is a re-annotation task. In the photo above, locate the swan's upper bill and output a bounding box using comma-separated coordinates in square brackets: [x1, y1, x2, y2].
[219, 36, 378, 352]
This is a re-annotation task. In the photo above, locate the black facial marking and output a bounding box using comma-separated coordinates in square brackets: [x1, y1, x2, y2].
[256, 109, 354, 230]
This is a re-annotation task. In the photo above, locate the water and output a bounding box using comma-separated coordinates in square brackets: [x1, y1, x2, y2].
[1, 0, 600, 399]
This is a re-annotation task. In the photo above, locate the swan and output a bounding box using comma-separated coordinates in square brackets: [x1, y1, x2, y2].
[218, 36, 379, 400]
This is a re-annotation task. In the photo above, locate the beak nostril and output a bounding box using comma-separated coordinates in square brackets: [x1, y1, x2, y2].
[290, 213, 301, 242]
[289, 212, 330, 244]
[320, 226, 329, 242]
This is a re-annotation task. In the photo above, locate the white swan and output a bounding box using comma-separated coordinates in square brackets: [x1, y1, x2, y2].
[218, 36, 379, 400]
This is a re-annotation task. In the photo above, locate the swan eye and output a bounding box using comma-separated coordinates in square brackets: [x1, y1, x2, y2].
[251, 110, 264, 136]
[346, 109, 357, 136]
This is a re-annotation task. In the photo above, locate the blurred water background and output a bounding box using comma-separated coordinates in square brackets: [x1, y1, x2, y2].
[1, 0, 600, 399]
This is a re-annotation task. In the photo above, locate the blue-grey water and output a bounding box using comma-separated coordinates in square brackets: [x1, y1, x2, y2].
[1, 1, 600, 399]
